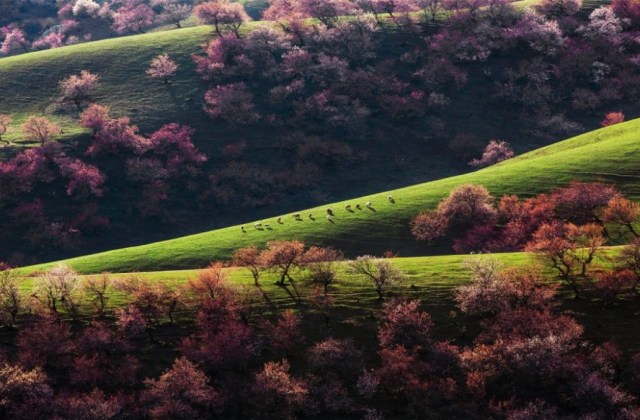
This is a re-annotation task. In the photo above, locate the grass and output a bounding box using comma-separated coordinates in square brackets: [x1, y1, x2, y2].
[0, 25, 213, 143]
[18, 118, 640, 274]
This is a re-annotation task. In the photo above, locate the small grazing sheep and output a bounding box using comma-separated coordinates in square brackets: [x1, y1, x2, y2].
[366, 201, 372, 208]
[327, 208, 334, 216]
[254, 223, 262, 228]
[293, 213, 301, 219]
[265, 224, 271, 229]
[309, 213, 314, 219]
[345, 204, 352, 211]
[356, 204, 362, 210]
[277, 217, 283, 224]
[241, 226, 246, 233]
[388, 195, 393, 200]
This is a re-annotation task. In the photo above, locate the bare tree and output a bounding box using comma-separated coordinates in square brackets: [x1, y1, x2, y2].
[82, 274, 111, 316]
[349, 256, 404, 300]
[0, 265, 22, 327]
[33, 265, 79, 315]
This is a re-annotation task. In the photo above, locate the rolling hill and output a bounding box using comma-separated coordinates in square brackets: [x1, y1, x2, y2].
[22, 118, 640, 274]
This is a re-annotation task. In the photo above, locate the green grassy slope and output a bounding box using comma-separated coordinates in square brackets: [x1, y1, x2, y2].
[0, 25, 215, 146]
[22, 119, 640, 274]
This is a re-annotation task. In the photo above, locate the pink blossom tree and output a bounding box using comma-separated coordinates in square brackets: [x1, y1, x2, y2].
[195, 1, 251, 37]
[143, 357, 222, 418]
[536, 0, 582, 17]
[0, 364, 52, 419]
[79, 103, 111, 134]
[156, 0, 193, 28]
[509, 11, 565, 55]
[250, 360, 309, 419]
[147, 123, 206, 174]
[72, 0, 101, 17]
[32, 32, 65, 50]
[268, 309, 305, 355]
[146, 54, 178, 84]
[59, 70, 101, 110]
[86, 116, 148, 156]
[578, 6, 624, 41]
[600, 111, 625, 127]
[0, 26, 29, 55]
[70, 321, 139, 390]
[612, 0, 640, 27]
[411, 211, 448, 244]
[378, 299, 433, 351]
[204, 83, 259, 125]
[299, 0, 358, 27]
[469, 140, 515, 168]
[113, 2, 155, 34]
[57, 159, 106, 198]
[436, 184, 497, 230]
[21, 117, 62, 146]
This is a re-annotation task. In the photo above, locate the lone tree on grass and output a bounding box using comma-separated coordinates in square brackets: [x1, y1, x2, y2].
[22, 116, 61, 146]
[349, 256, 404, 300]
[0, 263, 22, 328]
[59, 70, 101, 110]
[0, 114, 12, 146]
[233, 246, 263, 286]
[195, 1, 251, 37]
[259, 240, 306, 287]
[157, 0, 193, 28]
[147, 54, 178, 84]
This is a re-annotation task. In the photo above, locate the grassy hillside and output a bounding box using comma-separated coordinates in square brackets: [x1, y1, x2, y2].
[0, 25, 215, 145]
[22, 119, 640, 274]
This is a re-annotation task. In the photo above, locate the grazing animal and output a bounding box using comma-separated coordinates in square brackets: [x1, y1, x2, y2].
[277, 217, 283, 224]
[265, 224, 271, 229]
[327, 208, 334, 216]
[345, 204, 352, 211]
[241, 226, 246, 233]
[293, 213, 301, 219]
[356, 204, 362, 210]
[366, 201, 372, 208]
[254, 223, 262, 228]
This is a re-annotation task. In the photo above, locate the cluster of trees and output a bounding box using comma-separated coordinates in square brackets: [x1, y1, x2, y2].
[232, 241, 403, 301]
[2, 248, 640, 418]
[412, 181, 639, 251]
[1, 0, 194, 54]
[412, 181, 640, 299]
[189, 0, 640, 139]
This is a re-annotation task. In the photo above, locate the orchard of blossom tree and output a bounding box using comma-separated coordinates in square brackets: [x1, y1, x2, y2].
[0, 0, 638, 262]
[2, 0, 640, 418]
